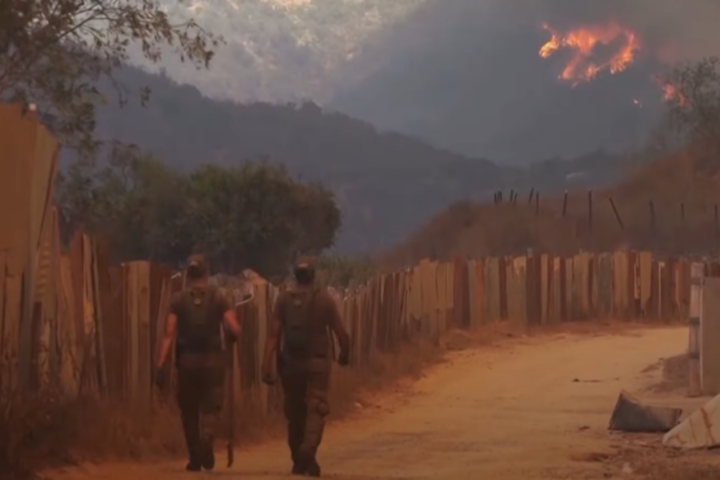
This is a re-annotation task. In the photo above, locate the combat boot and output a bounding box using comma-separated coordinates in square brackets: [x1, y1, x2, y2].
[305, 458, 321, 477]
[200, 438, 215, 471]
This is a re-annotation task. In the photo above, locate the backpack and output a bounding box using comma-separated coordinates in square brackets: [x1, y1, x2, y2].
[280, 287, 321, 360]
[175, 285, 224, 355]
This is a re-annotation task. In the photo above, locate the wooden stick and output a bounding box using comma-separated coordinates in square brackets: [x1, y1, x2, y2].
[649, 200, 656, 231]
[609, 197, 624, 230]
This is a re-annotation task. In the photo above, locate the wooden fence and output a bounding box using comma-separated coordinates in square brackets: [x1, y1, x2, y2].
[5, 235, 706, 401]
[0, 101, 707, 410]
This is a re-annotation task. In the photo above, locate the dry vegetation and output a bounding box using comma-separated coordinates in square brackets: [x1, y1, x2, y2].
[0, 334, 448, 480]
[383, 151, 720, 267]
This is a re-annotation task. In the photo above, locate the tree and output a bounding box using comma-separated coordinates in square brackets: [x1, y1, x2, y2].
[0, 0, 219, 152]
[184, 162, 341, 276]
[659, 56, 720, 173]
[294, 181, 342, 255]
[56, 142, 192, 261]
[56, 151, 343, 277]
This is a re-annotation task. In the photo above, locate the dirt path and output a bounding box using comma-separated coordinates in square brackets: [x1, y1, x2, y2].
[47, 327, 689, 480]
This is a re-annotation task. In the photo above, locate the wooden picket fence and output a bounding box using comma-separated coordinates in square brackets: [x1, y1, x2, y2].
[0, 218, 709, 405]
[0, 101, 708, 410]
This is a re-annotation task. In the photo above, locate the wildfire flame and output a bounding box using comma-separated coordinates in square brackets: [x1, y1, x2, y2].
[652, 76, 689, 106]
[539, 21, 640, 85]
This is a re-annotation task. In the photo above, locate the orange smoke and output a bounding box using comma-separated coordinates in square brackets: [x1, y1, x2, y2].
[539, 21, 640, 85]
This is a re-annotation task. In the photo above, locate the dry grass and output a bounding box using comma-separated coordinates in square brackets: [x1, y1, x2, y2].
[0, 333, 445, 480]
[0, 390, 184, 480]
[382, 151, 720, 267]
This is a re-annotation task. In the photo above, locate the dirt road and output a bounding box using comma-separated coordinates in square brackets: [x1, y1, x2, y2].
[48, 327, 690, 480]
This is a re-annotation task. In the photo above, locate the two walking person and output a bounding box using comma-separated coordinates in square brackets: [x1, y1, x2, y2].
[154, 255, 350, 477]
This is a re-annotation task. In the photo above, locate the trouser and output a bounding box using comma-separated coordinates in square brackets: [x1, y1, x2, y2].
[280, 357, 332, 464]
[176, 352, 226, 463]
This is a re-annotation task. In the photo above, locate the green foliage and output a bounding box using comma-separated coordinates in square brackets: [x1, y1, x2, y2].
[0, 0, 219, 153]
[56, 147, 342, 277]
[314, 254, 374, 288]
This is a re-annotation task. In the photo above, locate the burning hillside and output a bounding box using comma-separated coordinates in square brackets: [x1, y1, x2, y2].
[539, 21, 640, 84]
[537, 19, 682, 104]
[330, 0, 720, 164]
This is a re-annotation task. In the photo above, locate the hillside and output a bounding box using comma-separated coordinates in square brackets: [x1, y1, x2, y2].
[80, 65, 655, 255]
[383, 152, 720, 267]
[328, 0, 720, 164]
[88, 65, 507, 254]
[139, 0, 423, 102]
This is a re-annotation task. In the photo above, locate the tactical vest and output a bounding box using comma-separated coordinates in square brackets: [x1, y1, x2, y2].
[175, 286, 224, 355]
[280, 287, 328, 361]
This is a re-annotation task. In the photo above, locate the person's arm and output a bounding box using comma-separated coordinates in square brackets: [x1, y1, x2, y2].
[261, 294, 284, 373]
[156, 312, 177, 369]
[220, 291, 241, 340]
[326, 292, 350, 356]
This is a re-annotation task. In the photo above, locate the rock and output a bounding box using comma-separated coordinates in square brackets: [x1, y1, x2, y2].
[608, 390, 682, 433]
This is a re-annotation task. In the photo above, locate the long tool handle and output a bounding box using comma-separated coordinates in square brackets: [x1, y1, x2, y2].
[226, 341, 235, 467]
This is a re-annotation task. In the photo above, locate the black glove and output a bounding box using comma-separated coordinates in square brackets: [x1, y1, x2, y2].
[338, 349, 350, 367]
[261, 371, 276, 386]
[154, 368, 168, 389]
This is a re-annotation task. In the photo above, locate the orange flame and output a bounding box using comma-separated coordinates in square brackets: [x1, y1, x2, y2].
[652, 76, 688, 106]
[539, 21, 640, 84]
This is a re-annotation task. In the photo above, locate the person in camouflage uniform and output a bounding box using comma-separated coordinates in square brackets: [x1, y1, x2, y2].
[261, 256, 351, 477]
[155, 254, 241, 472]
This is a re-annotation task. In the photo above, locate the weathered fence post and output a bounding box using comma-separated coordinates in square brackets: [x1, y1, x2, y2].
[688, 262, 704, 397]
[701, 276, 720, 396]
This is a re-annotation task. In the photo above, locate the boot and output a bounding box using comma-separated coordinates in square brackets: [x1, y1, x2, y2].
[200, 438, 215, 471]
[290, 462, 305, 475]
[186, 459, 202, 472]
[305, 458, 321, 477]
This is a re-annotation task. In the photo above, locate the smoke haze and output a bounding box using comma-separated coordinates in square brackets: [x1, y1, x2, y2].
[513, 0, 720, 62]
[329, 0, 720, 165]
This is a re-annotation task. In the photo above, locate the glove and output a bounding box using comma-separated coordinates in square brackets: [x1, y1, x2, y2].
[261, 371, 276, 386]
[154, 368, 168, 389]
[338, 349, 350, 367]
[261, 363, 276, 385]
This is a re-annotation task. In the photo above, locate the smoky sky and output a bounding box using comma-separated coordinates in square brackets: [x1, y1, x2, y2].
[506, 0, 720, 63]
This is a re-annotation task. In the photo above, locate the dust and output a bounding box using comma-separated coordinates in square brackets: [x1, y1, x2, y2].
[646, 354, 688, 393]
[602, 435, 720, 480]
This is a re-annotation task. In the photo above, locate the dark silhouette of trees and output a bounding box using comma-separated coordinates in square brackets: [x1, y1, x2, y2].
[56, 144, 341, 278]
[0, 0, 218, 152]
[658, 56, 720, 174]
